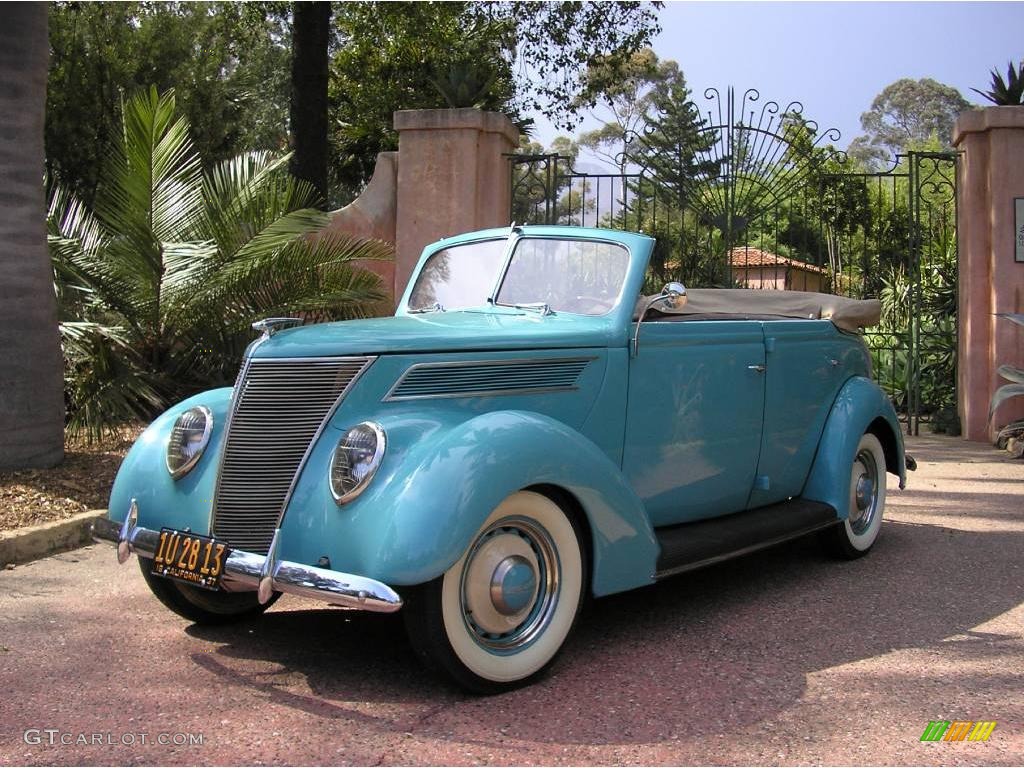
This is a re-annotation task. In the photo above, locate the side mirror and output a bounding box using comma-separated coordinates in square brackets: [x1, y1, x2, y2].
[660, 282, 687, 310]
[632, 282, 688, 357]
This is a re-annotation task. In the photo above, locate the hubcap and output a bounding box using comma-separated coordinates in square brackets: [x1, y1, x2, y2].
[855, 474, 874, 511]
[461, 517, 558, 651]
[490, 555, 537, 615]
[849, 449, 879, 535]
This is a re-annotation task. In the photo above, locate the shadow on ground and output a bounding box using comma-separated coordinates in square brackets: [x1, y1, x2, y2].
[186, 515, 1024, 746]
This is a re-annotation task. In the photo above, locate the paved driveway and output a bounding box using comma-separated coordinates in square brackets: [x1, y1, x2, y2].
[0, 435, 1021, 766]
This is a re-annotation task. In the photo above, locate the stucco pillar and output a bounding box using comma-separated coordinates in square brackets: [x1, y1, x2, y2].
[953, 107, 1024, 441]
[324, 151, 398, 299]
[393, 109, 519, 299]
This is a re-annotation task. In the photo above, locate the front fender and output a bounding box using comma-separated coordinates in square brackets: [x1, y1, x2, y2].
[330, 410, 659, 596]
[802, 376, 906, 518]
[107, 388, 233, 533]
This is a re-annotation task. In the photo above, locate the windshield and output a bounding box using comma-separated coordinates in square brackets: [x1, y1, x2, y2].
[407, 239, 506, 311]
[407, 235, 630, 316]
[496, 238, 629, 315]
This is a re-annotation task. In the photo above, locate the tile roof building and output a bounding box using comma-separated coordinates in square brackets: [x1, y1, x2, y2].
[728, 248, 829, 293]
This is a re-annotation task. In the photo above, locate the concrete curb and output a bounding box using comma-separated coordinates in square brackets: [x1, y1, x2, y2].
[0, 509, 105, 568]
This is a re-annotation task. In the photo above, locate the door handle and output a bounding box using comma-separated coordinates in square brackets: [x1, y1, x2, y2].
[747, 364, 766, 373]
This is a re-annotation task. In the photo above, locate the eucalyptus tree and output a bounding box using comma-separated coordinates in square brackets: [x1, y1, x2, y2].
[0, 4, 65, 469]
[848, 78, 972, 168]
[49, 88, 391, 440]
[576, 49, 677, 175]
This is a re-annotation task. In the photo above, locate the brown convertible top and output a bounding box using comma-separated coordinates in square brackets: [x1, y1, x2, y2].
[634, 288, 881, 332]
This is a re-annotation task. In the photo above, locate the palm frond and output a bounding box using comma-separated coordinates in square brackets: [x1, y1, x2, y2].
[199, 151, 322, 257]
[197, 232, 392, 329]
[990, 383, 1024, 418]
[47, 185, 110, 318]
[60, 321, 166, 443]
[47, 185, 107, 264]
[93, 87, 205, 323]
[997, 365, 1024, 384]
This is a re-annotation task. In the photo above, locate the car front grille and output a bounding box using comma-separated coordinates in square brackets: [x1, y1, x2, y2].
[212, 356, 373, 554]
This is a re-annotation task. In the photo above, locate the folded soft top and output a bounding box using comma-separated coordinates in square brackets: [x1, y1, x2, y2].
[634, 288, 882, 332]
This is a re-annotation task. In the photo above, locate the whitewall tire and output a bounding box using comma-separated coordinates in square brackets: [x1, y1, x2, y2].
[404, 490, 586, 693]
[822, 432, 887, 559]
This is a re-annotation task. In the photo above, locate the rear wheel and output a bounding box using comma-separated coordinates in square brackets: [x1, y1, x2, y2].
[404, 490, 586, 694]
[138, 557, 278, 624]
[821, 432, 887, 559]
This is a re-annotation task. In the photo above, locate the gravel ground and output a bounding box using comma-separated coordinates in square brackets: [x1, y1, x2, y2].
[0, 425, 141, 531]
[0, 434, 1021, 766]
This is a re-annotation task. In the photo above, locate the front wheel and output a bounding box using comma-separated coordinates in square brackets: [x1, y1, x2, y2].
[404, 490, 586, 694]
[820, 432, 887, 559]
[138, 557, 278, 624]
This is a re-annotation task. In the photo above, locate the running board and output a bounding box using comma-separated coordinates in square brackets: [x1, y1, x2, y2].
[655, 498, 838, 579]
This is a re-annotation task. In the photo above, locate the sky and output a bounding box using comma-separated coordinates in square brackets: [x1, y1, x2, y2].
[532, 1, 1024, 170]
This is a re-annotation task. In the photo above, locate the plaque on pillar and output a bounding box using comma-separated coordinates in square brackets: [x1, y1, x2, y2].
[1016, 197, 1024, 262]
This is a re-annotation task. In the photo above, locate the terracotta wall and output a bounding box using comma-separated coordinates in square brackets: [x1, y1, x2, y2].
[732, 267, 787, 290]
[323, 109, 519, 308]
[953, 107, 1024, 441]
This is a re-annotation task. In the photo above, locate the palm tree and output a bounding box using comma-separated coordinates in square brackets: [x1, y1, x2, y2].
[49, 87, 391, 440]
[0, 5, 66, 469]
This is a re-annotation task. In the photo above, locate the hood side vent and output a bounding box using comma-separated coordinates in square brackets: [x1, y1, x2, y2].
[386, 357, 595, 401]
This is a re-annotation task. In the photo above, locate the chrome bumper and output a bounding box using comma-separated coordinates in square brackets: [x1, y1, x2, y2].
[92, 500, 402, 613]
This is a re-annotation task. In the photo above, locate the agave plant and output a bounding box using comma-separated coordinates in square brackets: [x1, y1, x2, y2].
[989, 313, 1024, 453]
[972, 61, 1024, 106]
[49, 87, 392, 440]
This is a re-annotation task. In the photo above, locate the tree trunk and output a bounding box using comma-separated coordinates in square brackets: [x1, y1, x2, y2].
[0, 4, 65, 468]
[289, 1, 330, 206]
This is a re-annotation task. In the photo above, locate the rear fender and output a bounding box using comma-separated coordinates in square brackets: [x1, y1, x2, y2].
[802, 376, 906, 518]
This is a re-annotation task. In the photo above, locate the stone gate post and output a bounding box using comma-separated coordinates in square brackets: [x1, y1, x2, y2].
[953, 107, 1024, 441]
[393, 109, 519, 298]
[326, 109, 518, 306]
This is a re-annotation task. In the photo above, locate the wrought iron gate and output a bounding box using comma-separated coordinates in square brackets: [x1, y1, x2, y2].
[508, 87, 959, 434]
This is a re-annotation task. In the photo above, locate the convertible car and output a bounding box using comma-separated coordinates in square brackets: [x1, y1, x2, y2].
[94, 225, 912, 692]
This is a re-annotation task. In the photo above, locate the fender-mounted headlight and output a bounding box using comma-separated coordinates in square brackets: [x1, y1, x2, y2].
[330, 422, 386, 504]
[166, 406, 213, 480]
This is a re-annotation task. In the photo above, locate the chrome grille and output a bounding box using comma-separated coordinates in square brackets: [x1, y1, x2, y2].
[212, 356, 372, 553]
[386, 357, 593, 400]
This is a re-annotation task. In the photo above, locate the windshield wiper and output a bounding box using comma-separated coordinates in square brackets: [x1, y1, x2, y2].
[409, 302, 445, 314]
[510, 302, 553, 316]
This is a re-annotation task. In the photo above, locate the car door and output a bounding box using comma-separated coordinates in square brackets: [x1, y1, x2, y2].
[622, 320, 766, 527]
[747, 321, 856, 508]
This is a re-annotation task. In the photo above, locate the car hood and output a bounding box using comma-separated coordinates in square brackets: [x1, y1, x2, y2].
[249, 310, 624, 358]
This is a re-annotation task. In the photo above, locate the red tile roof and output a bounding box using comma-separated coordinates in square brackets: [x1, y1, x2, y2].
[728, 248, 828, 275]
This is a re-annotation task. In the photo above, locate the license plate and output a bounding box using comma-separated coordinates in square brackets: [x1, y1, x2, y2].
[151, 528, 231, 591]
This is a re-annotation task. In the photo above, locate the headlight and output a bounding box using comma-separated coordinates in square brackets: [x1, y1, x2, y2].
[330, 422, 386, 504]
[166, 406, 213, 480]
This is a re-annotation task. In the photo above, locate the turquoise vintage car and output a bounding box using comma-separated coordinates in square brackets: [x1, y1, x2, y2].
[94, 224, 912, 692]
